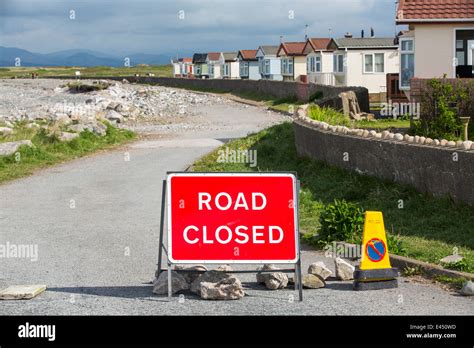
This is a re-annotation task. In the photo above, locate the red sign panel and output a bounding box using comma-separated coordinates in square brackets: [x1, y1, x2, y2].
[167, 173, 299, 264]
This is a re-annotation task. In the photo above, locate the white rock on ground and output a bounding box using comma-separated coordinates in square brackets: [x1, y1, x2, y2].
[104, 109, 124, 123]
[334, 257, 355, 281]
[174, 265, 208, 284]
[59, 132, 79, 142]
[460, 281, 474, 296]
[307, 261, 332, 280]
[302, 274, 325, 289]
[440, 254, 464, 265]
[200, 276, 245, 300]
[256, 264, 288, 289]
[0, 127, 13, 135]
[394, 133, 404, 141]
[152, 271, 190, 295]
[190, 270, 232, 296]
[0, 140, 34, 156]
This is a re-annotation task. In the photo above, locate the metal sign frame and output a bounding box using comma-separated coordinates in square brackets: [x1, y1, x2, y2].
[156, 171, 303, 301]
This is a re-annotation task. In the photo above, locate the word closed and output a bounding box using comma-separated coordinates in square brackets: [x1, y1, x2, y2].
[167, 173, 298, 263]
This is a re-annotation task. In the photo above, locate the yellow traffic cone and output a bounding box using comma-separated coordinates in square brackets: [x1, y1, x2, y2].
[353, 211, 398, 290]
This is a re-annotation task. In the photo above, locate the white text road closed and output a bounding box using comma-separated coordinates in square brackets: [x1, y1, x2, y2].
[167, 173, 299, 263]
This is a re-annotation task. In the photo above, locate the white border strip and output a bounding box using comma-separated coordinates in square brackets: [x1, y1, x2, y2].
[167, 172, 299, 264]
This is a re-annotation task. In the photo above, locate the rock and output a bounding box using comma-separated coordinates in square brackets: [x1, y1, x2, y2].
[374, 132, 382, 139]
[447, 141, 456, 147]
[54, 113, 72, 126]
[104, 109, 124, 123]
[107, 102, 120, 110]
[264, 272, 289, 290]
[407, 136, 414, 143]
[419, 136, 426, 144]
[26, 123, 39, 129]
[425, 138, 433, 145]
[460, 281, 474, 296]
[414, 135, 420, 143]
[456, 140, 464, 148]
[0, 127, 13, 135]
[381, 130, 390, 139]
[256, 264, 278, 283]
[302, 274, 325, 289]
[471, 143, 474, 150]
[59, 132, 79, 142]
[122, 79, 130, 84]
[440, 139, 448, 146]
[216, 265, 233, 272]
[356, 129, 364, 137]
[307, 261, 332, 280]
[190, 270, 231, 296]
[434, 139, 440, 146]
[369, 130, 377, 137]
[440, 254, 464, 265]
[404, 134, 410, 141]
[463, 141, 473, 150]
[200, 276, 244, 300]
[394, 133, 403, 141]
[152, 271, 190, 295]
[334, 257, 355, 280]
[175, 265, 208, 284]
[0, 140, 34, 156]
[362, 130, 369, 138]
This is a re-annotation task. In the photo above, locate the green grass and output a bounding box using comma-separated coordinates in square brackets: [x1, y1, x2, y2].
[0, 65, 172, 79]
[0, 122, 135, 183]
[192, 122, 474, 273]
[308, 105, 410, 130]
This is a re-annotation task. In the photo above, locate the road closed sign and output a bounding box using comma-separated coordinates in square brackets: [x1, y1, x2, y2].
[167, 173, 299, 264]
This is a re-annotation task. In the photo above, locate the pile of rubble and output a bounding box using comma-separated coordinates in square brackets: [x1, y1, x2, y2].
[152, 257, 356, 300]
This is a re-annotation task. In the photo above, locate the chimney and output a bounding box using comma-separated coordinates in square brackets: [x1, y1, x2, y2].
[280, 35, 284, 44]
[344, 32, 353, 38]
[304, 24, 309, 41]
[361, 29, 365, 38]
[370, 27, 375, 38]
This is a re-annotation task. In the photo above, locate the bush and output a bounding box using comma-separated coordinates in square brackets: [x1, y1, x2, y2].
[414, 78, 473, 140]
[317, 199, 364, 245]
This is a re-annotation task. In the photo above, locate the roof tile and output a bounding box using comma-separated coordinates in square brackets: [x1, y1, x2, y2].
[397, 0, 474, 21]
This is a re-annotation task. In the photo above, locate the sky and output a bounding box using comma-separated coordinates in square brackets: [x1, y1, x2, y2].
[0, 0, 400, 56]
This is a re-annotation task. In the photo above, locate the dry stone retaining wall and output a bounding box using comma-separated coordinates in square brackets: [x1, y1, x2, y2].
[294, 116, 474, 206]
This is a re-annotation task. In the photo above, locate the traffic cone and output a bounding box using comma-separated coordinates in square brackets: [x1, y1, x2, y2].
[353, 211, 398, 290]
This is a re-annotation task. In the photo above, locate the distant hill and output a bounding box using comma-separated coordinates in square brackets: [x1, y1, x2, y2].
[0, 46, 173, 67]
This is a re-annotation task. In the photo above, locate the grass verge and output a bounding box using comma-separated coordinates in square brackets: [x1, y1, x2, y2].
[0, 65, 172, 79]
[192, 122, 474, 273]
[0, 122, 135, 184]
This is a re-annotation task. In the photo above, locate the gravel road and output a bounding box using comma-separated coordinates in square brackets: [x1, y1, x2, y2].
[0, 80, 472, 315]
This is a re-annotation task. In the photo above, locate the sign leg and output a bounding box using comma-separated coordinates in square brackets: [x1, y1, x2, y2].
[167, 262, 172, 299]
[297, 258, 303, 302]
[156, 180, 167, 278]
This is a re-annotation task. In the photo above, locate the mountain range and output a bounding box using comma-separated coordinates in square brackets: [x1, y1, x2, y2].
[0, 47, 179, 67]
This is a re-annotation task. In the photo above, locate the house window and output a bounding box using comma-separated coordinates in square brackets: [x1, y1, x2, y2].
[333, 54, 344, 73]
[222, 63, 230, 76]
[315, 56, 321, 72]
[364, 53, 384, 73]
[282, 58, 293, 75]
[264, 59, 270, 74]
[209, 64, 214, 75]
[196, 65, 201, 75]
[288, 59, 293, 75]
[240, 61, 249, 76]
[400, 38, 414, 88]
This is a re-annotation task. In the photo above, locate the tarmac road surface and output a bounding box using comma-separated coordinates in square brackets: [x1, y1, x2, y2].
[1, 102, 472, 315]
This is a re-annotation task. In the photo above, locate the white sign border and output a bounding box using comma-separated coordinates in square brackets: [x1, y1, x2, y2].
[167, 172, 299, 264]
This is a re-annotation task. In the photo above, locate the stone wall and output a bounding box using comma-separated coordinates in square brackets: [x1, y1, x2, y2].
[52, 76, 370, 113]
[294, 119, 474, 206]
